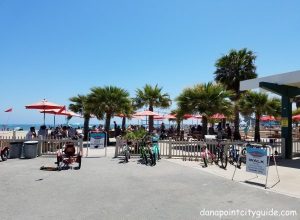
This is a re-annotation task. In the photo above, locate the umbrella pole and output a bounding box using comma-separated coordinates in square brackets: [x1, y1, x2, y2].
[44, 111, 46, 125]
[54, 115, 56, 127]
[269, 120, 271, 136]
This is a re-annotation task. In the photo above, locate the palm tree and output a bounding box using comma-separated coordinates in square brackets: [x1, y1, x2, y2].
[214, 48, 257, 140]
[69, 94, 92, 141]
[134, 84, 171, 132]
[120, 99, 135, 131]
[176, 82, 232, 136]
[239, 91, 281, 142]
[170, 109, 185, 136]
[89, 86, 132, 142]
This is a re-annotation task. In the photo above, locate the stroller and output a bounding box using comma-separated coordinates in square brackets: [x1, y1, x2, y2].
[56, 142, 82, 170]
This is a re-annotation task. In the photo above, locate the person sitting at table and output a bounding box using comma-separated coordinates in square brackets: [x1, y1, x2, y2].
[190, 125, 196, 134]
[38, 125, 47, 138]
[208, 126, 215, 135]
[26, 127, 37, 140]
[61, 126, 68, 138]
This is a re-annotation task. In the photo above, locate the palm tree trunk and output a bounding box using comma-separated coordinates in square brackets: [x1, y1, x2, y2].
[202, 116, 208, 136]
[149, 106, 154, 132]
[105, 114, 111, 144]
[233, 103, 241, 140]
[255, 113, 260, 142]
[122, 117, 126, 131]
[83, 116, 90, 141]
[295, 97, 300, 108]
[222, 118, 226, 129]
[176, 120, 181, 136]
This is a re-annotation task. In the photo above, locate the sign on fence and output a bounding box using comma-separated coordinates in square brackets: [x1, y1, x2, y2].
[246, 147, 268, 175]
[89, 132, 106, 149]
[232, 144, 280, 189]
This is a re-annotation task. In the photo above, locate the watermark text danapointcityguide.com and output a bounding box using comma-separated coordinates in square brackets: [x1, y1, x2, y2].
[200, 208, 297, 218]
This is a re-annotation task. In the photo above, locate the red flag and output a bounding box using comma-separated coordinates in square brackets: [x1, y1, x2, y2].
[4, 108, 12, 112]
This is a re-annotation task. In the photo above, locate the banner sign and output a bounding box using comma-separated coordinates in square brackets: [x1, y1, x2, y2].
[246, 146, 268, 175]
[281, 117, 288, 127]
[90, 132, 106, 149]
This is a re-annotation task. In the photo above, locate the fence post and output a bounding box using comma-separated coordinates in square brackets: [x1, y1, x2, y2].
[79, 138, 83, 155]
[168, 137, 172, 158]
[12, 130, 16, 140]
[115, 137, 119, 158]
[281, 138, 285, 158]
[37, 135, 43, 156]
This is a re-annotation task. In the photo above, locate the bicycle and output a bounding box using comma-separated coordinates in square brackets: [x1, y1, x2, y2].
[214, 141, 228, 169]
[139, 138, 150, 165]
[200, 143, 217, 167]
[139, 134, 160, 166]
[150, 135, 160, 166]
[228, 144, 246, 168]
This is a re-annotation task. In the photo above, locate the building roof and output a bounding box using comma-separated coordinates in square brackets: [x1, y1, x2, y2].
[240, 70, 300, 91]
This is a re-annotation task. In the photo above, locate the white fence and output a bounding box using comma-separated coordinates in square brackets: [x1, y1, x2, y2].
[115, 137, 289, 159]
[0, 135, 83, 156]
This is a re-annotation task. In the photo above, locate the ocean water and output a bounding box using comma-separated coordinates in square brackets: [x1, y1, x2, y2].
[1, 122, 192, 132]
[0, 124, 84, 131]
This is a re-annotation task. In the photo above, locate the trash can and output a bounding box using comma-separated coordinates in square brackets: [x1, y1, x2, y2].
[23, 141, 38, 159]
[9, 142, 23, 158]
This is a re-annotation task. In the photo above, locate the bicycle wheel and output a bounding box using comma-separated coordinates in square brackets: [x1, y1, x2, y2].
[152, 152, 156, 166]
[237, 157, 242, 169]
[125, 151, 129, 163]
[203, 156, 208, 167]
[220, 152, 227, 169]
[213, 150, 219, 165]
[241, 148, 247, 156]
[228, 153, 234, 165]
[77, 155, 82, 169]
[143, 153, 148, 165]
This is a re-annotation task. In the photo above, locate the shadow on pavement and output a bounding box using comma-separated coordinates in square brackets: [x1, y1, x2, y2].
[271, 158, 300, 169]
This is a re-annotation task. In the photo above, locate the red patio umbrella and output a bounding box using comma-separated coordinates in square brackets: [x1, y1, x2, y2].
[133, 110, 160, 128]
[41, 108, 81, 127]
[171, 114, 193, 119]
[25, 99, 64, 125]
[193, 114, 202, 119]
[133, 110, 160, 116]
[210, 113, 226, 119]
[154, 115, 165, 120]
[292, 115, 300, 121]
[260, 115, 276, 121]
[164, 114, 176, 120]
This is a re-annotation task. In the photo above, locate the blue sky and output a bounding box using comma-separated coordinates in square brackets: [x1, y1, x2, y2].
[0, 0, 299, 125]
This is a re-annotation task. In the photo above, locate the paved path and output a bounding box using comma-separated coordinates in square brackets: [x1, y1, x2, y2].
[168, 156, 300, 199]
[0, 150, 299, 220]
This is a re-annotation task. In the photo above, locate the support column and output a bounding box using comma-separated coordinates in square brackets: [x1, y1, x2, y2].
[259, 82, 300, 159]
[281, 96, 293, 159]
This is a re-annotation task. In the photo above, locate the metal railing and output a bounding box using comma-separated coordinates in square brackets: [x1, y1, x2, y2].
[115, 137, 287, 159]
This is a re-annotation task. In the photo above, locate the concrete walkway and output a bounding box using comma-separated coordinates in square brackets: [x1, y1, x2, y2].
[168, 156, 300, 199]
[0, 147, 300, 219]
[82, 146, 300, 198]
